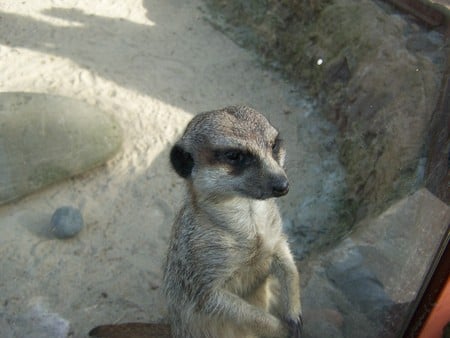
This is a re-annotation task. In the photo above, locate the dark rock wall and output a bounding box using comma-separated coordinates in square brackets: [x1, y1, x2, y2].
[204, 0, 448, 222]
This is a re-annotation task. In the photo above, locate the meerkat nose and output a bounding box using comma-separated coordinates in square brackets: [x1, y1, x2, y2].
[271, 177, 289, 197]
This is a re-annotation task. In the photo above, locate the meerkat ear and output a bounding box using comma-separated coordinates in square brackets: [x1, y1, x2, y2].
[170, 144, 194, 178]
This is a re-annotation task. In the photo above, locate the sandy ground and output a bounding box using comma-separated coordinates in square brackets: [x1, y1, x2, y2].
[0, 1, 345, 337]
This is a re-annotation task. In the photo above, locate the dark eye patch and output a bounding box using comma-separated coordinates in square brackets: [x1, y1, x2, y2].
[215, 148, 249, 165]
[223, 150, 244, 164]
[214, 148, 255, 174]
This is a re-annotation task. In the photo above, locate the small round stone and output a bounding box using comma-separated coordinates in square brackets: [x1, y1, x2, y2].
[50, 206, 84, 239]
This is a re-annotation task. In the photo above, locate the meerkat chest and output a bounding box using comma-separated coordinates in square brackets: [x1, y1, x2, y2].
[225, 200, 283, 293]
[249, 200, 282, 253]
[226, 234, 277, 297]
[224, 199, 282, 254]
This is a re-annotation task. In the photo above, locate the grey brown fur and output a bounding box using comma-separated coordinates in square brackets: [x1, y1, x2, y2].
[164, 106, 302, 338]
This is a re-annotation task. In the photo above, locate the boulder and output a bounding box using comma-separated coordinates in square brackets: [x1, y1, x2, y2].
[0, 92, 123, 204]
[321, 189, 449, 337]
[204, 0, 448, 222]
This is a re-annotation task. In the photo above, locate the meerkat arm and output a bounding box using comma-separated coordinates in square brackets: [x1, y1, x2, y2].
[184, 249, 289, 336]
[271, 242, 303, 337]
[201, 288, 288, 337]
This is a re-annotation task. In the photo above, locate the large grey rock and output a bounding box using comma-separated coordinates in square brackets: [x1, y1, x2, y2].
[313, 189, 450, 338]
[204, 0, 447, 222]
[0, 92, 122, 204]
[353, 188, 450, 301]
[326, 246, 394, 322]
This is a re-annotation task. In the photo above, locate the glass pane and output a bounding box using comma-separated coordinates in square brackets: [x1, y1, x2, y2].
[0, 1, 448, 338]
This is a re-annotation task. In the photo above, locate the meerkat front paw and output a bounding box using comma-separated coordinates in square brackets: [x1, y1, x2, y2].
[285, 314, 303, 338]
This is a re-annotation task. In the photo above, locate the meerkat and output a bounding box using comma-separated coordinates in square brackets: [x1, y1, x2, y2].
[164, 105, 302, 338]
[89, 106, 302, 338]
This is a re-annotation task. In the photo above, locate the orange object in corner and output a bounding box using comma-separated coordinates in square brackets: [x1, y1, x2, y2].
[418, 277, 450, 338]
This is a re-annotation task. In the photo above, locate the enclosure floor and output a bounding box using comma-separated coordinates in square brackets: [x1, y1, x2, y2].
[0, 1, 346, 337]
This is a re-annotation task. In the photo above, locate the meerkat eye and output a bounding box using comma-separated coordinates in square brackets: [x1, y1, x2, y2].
[215, 149, 253, 168]
[215, 149, 250, 166]
[271, 136, 282, 154]
[224, 150, 244, 164]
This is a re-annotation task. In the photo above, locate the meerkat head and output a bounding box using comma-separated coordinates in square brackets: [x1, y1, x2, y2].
[170, 106, 289, 200]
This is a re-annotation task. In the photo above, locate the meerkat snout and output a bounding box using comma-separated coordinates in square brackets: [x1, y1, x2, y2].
[271, 175, 289, 197]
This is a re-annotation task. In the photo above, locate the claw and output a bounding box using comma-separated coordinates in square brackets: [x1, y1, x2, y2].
[286, 314, 303, 338]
